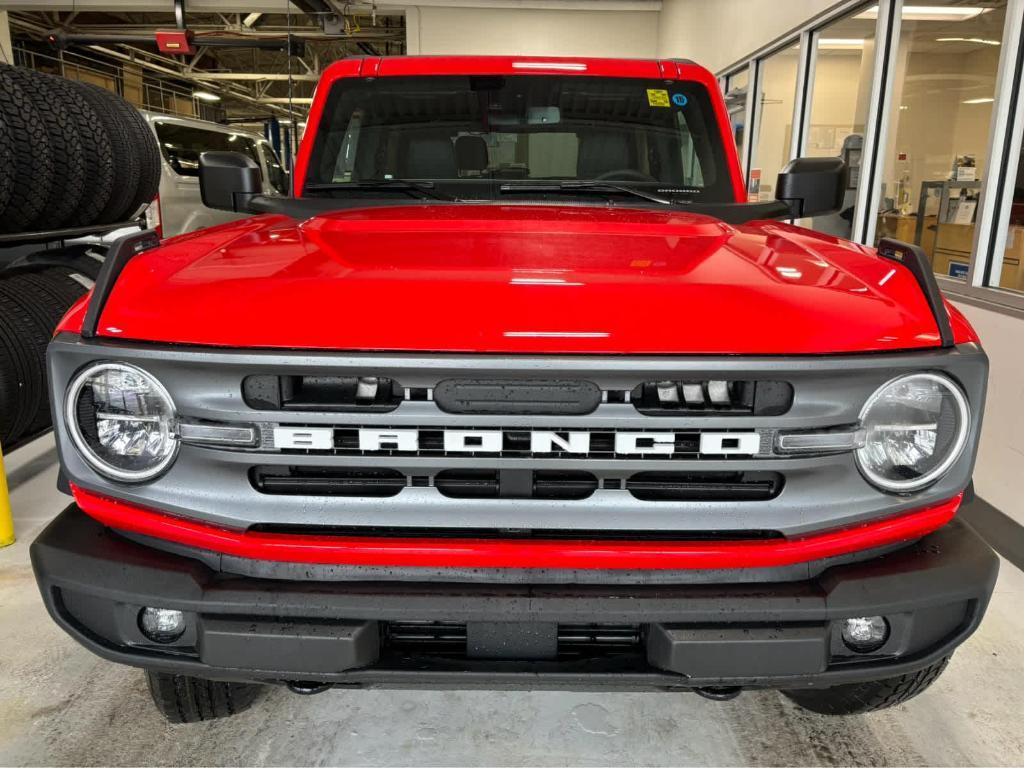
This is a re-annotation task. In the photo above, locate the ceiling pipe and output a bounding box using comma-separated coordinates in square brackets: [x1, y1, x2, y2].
[48, 29, 305, 55]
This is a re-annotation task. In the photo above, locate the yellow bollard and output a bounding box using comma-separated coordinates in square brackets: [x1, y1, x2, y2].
[0, 441, 13, 548]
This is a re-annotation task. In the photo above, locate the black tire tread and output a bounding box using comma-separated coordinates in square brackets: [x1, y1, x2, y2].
[0, 65, 53, 233]
[0, 271, 80, 434]
[782, 656, 951, 715]
[0, 280, 47, 441]
[146, 671, 261, 724]
[35, 266, 92, 307]
[0, 314, 34, 445]
[38, 73, 116, 227]
[3, 67, 86, 230]
[121, 106, 162, 217]
[70, 82, 144, 224]
[0, 99, 13, 217]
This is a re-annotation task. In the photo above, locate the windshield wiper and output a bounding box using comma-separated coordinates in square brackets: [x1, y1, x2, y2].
[305, 180, 457, 202]
[499, 181, 676, 206]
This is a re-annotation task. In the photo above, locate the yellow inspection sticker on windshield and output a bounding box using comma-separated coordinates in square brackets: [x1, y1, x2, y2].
[646, 89, 671, 108]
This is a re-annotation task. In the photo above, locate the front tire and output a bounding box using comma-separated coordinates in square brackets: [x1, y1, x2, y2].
[145, 671, 263, 723]
[782, 656, 950, 715]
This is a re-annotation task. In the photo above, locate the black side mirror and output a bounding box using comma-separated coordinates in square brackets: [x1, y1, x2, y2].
[199, 151, 261, 212]
[775, 157, 847, 218]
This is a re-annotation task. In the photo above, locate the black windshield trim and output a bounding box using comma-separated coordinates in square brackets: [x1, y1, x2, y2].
[250, 195, 790, 225]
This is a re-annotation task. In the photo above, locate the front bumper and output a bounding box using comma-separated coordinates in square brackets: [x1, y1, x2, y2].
[32, 504, 999, 691]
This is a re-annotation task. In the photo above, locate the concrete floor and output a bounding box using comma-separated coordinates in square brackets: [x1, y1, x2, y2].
[2, 435, 1023, 767]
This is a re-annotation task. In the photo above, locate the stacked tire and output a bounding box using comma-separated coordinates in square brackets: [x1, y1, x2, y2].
[0, 266, 92, 445]
[0, 64, 161, 232]
[0, 65, 161, 446]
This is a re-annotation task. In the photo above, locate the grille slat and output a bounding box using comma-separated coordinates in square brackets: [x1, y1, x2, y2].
[382, 622, 642, 659]
[626, 471, 782, 502]
[252, 467, 406, 497]
[252, 467, 781, 503]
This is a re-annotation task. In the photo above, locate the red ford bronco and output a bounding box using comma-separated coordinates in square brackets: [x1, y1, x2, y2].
[32, 56, 997, 722]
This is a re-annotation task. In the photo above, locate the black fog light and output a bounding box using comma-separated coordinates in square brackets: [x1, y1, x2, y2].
[139, 607, 186, 644]
[840, 616, 889, 653]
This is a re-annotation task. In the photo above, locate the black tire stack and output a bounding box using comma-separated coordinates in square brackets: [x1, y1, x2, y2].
[0, 64, 161, 446]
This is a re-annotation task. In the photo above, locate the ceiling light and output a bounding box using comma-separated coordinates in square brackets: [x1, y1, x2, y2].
[819, 38, 866, 47]
[193, 90, 221, 102]
[936, 37, 1001, 45]
[962, 97, 994, 104]
[856, 5, 992, 21]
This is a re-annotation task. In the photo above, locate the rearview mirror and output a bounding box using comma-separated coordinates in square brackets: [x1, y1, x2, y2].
[775, 157, 847, 218]
[199, 151, 261, 212]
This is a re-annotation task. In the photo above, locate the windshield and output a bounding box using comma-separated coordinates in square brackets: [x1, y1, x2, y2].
[303, 75, 734, 203]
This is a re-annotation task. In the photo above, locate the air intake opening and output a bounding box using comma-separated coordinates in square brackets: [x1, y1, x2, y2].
[251, 466, 405, 497]
[434, 470, 598, 500]
[631, 380, 793, 416]
[243, 375, 403, 412]
[626, 471, 783, 502]
[382, 622, 642, 660]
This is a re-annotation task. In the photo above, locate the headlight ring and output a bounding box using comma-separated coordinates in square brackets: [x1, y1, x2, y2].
[855, 372, 970, 493]
[65, 362, 179, 482]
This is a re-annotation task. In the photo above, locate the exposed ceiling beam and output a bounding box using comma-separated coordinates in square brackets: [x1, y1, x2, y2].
[85, 44, 285, 110]
[261, 96, 314, 104]
[0, 0, 402, 14]
[185, 72, 319, 80]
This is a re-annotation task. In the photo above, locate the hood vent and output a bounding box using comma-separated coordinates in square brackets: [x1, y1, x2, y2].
[631, 380, 793, 416]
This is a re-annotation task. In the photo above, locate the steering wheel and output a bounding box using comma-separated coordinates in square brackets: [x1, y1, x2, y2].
[593, 169, 658, 182]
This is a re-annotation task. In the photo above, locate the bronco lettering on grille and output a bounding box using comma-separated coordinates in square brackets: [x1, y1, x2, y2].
[276, 427, 764, 456]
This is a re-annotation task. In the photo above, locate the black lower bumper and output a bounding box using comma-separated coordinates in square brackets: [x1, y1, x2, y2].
[31, 504, 999, 691]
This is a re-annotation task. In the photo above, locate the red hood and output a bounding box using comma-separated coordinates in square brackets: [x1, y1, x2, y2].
[89, 205, 968, 354]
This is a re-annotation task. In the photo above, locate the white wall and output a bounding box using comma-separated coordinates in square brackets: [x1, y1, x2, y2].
[954, 302, 1024, 525]
[406, 4, 659, 57]
[657, 0, 841, 72]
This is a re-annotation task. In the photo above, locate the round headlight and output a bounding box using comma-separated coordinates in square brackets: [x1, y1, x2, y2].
[65, 362, 178, 482]
[856, 373, 969, 493]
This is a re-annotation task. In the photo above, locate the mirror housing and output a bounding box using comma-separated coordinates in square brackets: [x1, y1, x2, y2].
[775, 157, 847, 218]
[199, 151, 261, 212]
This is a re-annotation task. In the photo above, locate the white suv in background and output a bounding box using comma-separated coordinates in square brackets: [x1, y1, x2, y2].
[142, 112, 287, 237]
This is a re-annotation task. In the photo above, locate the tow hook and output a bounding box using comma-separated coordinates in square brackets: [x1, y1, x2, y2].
[694, 686, 743, 701]
[287, 681, 332, 695]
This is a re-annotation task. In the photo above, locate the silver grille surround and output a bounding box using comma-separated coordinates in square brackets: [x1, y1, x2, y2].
[48, 336, 988, 539]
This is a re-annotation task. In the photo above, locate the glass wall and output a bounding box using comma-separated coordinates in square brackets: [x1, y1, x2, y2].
[722, 68, 749, 159]
[873, 1, 1007, 281]
[749, 45, 800, 202]
[995, 136, 1024, 292]
[717, 0, 1024, 314]
[803, 13, 879, 238]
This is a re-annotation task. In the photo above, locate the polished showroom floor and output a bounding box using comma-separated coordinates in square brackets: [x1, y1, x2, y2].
[2, 436, 1022, 767]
